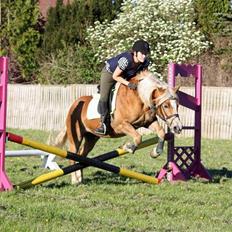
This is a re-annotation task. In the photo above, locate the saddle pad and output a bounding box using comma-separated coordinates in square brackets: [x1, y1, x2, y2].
[86, 82, 121, 120]
[87, 94, 101, 120]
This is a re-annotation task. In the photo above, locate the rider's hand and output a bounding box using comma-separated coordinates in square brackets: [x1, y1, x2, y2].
[128, 82, 137, 90]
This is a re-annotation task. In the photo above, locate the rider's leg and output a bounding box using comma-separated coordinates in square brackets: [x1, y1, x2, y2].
[95, 100, 108, 134]
[95, 68, 115, 135]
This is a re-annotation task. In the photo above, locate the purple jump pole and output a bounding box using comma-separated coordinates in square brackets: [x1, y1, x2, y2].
[158, 63, 211, 182]
[0, 57, 13, 191]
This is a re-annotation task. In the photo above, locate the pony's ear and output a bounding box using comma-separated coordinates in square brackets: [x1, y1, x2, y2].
[174, 85, 180, 93]
[157, 87, 166, 93]
[151, 87, 159, 99]
[151, 87, 165, 99]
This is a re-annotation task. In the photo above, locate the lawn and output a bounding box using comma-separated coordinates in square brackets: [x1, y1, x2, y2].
[0, 129, 232, 232]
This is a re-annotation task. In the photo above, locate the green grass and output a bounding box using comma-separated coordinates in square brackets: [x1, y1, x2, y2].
[1, 129, 232, 232]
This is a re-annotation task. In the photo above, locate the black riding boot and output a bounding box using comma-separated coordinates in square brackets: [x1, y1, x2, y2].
[95, 100, 108, 135]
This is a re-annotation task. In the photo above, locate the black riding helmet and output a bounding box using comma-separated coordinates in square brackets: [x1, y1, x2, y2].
[132, 39, 150, 55]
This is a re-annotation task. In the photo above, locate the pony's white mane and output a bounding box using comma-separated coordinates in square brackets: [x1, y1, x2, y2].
[137, 71, 168, 107]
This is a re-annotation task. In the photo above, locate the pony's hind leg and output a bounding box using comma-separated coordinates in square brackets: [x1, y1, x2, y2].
[65, 99, 85, 184]
[69, 143, 82, 185]
[148, 120, 165, 158]
[71, 133, 99, 185]
[68, 134, 83, 185]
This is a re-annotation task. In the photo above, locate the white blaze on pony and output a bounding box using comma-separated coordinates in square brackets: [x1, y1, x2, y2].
[54, 70, 182, 184]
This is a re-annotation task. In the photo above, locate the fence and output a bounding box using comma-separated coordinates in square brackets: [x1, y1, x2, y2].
[6, 84, 232, 140]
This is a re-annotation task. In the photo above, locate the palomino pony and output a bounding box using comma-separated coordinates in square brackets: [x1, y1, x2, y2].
[55, 70, 182, 184]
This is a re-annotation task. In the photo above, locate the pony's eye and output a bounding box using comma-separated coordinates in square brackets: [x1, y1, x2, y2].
[164, 104, 169, 109]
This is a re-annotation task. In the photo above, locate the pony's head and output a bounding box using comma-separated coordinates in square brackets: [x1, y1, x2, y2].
[137, 71, 182, 134]
[151, 86, 182, 134]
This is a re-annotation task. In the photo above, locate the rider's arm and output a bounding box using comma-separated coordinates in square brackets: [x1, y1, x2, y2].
[112, 66, 130, 86]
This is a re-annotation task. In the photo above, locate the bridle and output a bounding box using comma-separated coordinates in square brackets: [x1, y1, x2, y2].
[152, 89, 179, 124]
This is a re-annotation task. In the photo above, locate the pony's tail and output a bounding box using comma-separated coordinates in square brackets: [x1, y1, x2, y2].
[54, 127, 67, 148]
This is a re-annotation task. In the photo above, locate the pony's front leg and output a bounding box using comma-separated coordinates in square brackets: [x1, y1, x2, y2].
[115, 122, 142, 153]
[148, 121, 165, 158]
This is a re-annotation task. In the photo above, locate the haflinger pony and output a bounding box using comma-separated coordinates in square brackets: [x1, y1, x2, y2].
[55, 70, 182, 184]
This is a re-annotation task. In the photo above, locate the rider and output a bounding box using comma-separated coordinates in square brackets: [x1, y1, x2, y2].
[95, 39, 151, 135]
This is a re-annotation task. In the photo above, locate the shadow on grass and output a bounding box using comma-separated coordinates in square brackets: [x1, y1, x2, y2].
[43, 170, 157, 189]
[83, 170, 157, 185]
[32, 167, 232, 189]
[45, 181, 70, 189]
[208, 167, 232, 183]
[83, 168, 232, 185]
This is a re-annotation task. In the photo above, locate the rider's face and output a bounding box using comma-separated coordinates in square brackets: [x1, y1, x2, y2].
[136, 51, 146, 63]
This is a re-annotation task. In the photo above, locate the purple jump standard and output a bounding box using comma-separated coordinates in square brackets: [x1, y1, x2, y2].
[158, 63, 212, 182]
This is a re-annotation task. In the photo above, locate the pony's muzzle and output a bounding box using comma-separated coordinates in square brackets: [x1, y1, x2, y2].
[169, 116, 182, 134]
[173, 125, 182, 134]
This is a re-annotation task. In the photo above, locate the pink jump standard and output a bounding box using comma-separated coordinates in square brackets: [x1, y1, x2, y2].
[0, 57, 13, 191]
[158, 63, 212, 182]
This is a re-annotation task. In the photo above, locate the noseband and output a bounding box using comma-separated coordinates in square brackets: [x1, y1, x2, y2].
[159, 103, 179, 123]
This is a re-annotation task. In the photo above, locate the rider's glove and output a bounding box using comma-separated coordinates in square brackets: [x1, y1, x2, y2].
[128, 82, 137, 90]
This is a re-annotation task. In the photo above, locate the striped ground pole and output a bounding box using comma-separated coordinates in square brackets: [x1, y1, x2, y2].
[6, 132, 160, 189]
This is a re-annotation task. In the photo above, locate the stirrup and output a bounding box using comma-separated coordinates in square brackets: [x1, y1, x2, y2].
[95, 123, 107, 135]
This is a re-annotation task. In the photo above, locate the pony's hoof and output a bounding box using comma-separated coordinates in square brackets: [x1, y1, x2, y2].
[150, 146, 163, 158]
[150, 139, 164, 158]
[71, 171, 82, 185]
[122, 143, 137, 153]
[150, 150, 160, 159]
[71, 180, 82, 185]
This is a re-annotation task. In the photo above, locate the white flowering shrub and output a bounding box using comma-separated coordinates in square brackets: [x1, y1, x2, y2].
[87, 0, 210, 77]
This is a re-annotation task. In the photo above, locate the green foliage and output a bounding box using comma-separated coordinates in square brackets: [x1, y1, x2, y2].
[220, 12, 232, 36]
[38, 0, 123, 84]
[194, 0, 231, 36]
[42, 0, 123, 54]
[38, 45, 101, 84]
[87, 0, 210, 77]
[0, 2, 8, 56]
[0, 0, 41, 82]
[194, 1, 232, 74]
[1, 0, 230, 84]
